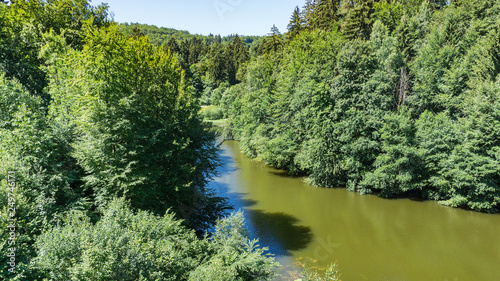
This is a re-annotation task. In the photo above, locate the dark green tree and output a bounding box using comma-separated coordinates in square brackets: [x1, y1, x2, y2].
[48, 25, 228, 231]
[308, 0, 340, 31]
[206, 42, 227, 86]
[262, 25, 283, 53]
[224, 35, 249, 84]
[287, 6, 305, 41]
[166, 36, 180, 53]
[341, 0, 378, 40]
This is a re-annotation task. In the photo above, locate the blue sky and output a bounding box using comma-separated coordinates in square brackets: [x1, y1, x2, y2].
[90, 0, 306, 36]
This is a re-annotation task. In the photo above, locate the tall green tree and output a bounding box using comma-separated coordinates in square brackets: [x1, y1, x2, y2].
[262, 25, 283, 54]
[308, 0, 341, 31]
[47, 25, 228, 231]
[225, 35, 249, 85]
[287, 6, 305, 41]
[341, 0, 378, 40]
[166, 36, 180, 53]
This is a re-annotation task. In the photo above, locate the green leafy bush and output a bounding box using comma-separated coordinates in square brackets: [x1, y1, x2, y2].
[34, 199, 278, 281]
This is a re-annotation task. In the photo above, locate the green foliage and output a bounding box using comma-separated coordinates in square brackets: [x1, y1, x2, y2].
[0, 0, 110, 98]
[189, 212, 278, 281]
[224, 0, 500, 213]
[360, 108, 426, 197]
[373, 0, 404, 33]
[34, 199, 278, 281]
[0, 74, 85, 279]
[200, 106, 224, 121]
[46, 24, 228, 231]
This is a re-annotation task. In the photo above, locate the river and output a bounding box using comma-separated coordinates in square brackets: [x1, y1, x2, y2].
[207, 140, 500, 281]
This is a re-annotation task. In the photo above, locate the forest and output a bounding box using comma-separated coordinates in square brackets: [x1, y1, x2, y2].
[216, 0, 499, 214]
[0, 0, 499, 280]
[0, 0, 277, 280]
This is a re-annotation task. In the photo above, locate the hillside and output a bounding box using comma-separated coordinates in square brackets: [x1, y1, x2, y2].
[119, 23, 264, 47]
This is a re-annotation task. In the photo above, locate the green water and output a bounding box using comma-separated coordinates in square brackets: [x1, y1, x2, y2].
[209, 141, 500, 281]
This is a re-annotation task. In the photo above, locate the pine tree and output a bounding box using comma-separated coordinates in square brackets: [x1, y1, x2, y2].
[165, 37, 180, 54]
[341, 0, 377, 40]
[224, 36, 246, 85]
[302, 0, 316, 27]
[309, 0, 340, 31]
[287, 6, 305, 41]
[231, 35, 249, 64]
[207, 42, 226, 85]
[263, 24, 283, 53]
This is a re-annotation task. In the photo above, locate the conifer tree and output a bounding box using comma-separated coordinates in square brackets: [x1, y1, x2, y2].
[309, 0, 340, 31]
[207, 42, 226, 85]
[302, 0, 316, 27]
[166, 36, 180, 53]
[287, 6, 305, 41]
[341, 0, 377, 40]
[263, 24, 283, 53]
[231, 34, 249, 65]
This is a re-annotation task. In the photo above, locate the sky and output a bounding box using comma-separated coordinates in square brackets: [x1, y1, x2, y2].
[90, 0, 306, 36]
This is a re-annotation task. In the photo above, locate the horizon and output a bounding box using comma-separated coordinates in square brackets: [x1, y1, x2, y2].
[91, 0, 306, 37]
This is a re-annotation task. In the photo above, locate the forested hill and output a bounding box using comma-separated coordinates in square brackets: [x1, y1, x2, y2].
[119, 23, 264, 48]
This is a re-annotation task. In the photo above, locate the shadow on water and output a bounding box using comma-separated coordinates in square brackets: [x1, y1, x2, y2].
[216, 153, 238, 174]
[207, 142, 314, 258]
[210, 178, 313, 256]
[246, 209, 313, 256]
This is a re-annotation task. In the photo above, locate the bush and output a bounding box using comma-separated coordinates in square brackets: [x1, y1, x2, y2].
[33, 199, 278, 281]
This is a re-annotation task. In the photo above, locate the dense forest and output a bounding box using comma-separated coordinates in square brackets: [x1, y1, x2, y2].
[214, 0, 499, 214]
[1, 0, 499, 280]
[119, 23, 264, 49]
[120, 24, 261, 107]
[0, 0, 278, 280]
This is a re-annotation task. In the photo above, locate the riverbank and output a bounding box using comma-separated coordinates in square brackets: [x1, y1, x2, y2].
[209, 140, 500, 281]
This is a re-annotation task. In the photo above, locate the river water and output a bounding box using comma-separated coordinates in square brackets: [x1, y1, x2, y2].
[207, 140, 500, 281]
